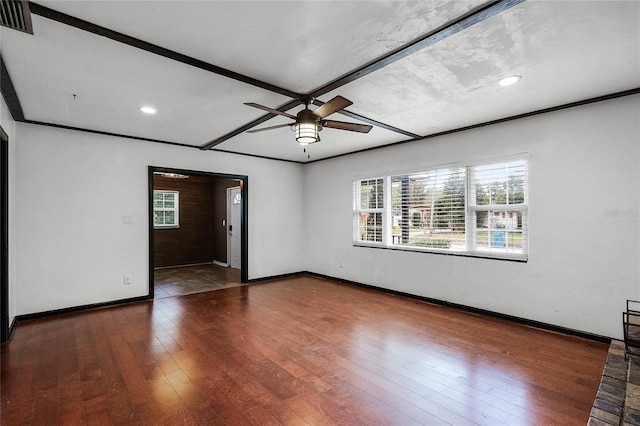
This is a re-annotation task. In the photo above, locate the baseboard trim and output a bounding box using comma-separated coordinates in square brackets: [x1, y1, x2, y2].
[7, 272, 611, 345]
[212, 260, 228, 268]
[248, 271, 304, 284]
[6, 316, 18, 341]
[14, 295, 151, 324]
[303, 271, 611, 344]
[154, 261, 214, 270]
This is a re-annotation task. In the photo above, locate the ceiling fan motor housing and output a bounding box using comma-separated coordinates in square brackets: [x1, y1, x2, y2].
[298, 108, 321, 129]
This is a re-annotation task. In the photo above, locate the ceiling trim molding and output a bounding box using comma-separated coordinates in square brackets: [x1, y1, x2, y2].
[23, 120, 196, 148]
[0, 54, 25, 121]
[15, 88, 640, 165]
[307, 0, 526, 100]
[28, 2, 301, 100]
[21, 119, 304, 164]
[306, 87, 640, 164]
[208, 148, 304, 165]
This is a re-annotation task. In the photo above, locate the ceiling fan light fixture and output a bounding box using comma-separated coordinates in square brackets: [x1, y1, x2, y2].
[498, 75, 522, 87]
[296, 122, 320, 145]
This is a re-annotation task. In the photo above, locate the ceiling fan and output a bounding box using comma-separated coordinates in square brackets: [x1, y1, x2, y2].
[244, 95, 373, 145]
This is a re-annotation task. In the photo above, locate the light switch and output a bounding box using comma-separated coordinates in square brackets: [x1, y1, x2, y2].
[122, 214, 133, 224]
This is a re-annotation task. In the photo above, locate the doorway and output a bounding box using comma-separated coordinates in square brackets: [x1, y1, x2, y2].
[227, 186, 242, 269]
[148, 167, 248, 299]
[1, 127, 9, 342]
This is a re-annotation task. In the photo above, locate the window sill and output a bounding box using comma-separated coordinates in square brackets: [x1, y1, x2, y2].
[353, 242, 528, 262]
[154, 225, 180, 230]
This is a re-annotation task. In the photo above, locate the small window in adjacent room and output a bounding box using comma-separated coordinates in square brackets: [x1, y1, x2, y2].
[153, 191, 179, 228]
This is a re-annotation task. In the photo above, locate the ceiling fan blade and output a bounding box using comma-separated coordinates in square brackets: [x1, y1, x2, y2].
[244, 103, 296, 119]
[322, 120, 373, 133]
[312, 95, 353, 119]
[246, 123, 292, 133]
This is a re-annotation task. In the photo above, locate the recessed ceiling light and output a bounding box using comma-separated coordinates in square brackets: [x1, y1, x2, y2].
[498, 75, 522, 87]
[139, 106, 157, 114]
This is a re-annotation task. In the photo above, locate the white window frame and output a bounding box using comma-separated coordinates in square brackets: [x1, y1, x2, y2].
[353, 156, 529, 261]
[153, 190, 180, 229]
[353, 178, 386, 245]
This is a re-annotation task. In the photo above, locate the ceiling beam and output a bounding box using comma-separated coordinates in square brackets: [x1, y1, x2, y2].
[312, 99, 420, 139]
[200, 98, 302, 150]
[308, 0, 526, 100]
[26, 0, 526, 151]
[205, 0, 526, 149]
[0, 54, 25, 121]
[28, 2, 302, 100]
[27, 1, 413, 149]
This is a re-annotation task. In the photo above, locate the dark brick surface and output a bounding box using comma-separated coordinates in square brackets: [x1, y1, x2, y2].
[590, 340, 628, 426]
[601, 382, 628, 398]
[625, 407, 640, 425]
[587, 417, 617, 426]
[591, 407, 621, 425]
[594, 397, 624, 416]
[598, 389, 626, 407]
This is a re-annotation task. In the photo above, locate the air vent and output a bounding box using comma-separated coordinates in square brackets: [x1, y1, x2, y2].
[0, 0, 33, 34]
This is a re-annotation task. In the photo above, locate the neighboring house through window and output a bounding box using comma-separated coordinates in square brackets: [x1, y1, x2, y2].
[154, 190, 179, 228]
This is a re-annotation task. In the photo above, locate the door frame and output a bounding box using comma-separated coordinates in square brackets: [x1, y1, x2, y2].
[1, 126, 9, 342]
[147, 166, 248, 299]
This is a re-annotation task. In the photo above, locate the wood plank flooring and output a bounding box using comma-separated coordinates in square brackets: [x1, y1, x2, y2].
[1, 276, 607, 425]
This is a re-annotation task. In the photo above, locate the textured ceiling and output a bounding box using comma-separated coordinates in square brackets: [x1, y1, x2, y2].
[1, 1, 638, 163]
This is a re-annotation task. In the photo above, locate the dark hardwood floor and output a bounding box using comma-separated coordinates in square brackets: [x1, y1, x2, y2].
[154, 263, 242, 298]
[1, 276, 607, 425]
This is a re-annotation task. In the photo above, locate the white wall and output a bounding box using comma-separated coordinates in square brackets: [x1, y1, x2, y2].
[14, 124, 305, 315]
[304, 94, 640, 339]
[1, 96, 17, 327]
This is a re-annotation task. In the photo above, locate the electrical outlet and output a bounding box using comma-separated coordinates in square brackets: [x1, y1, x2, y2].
[123, 274, 132, 285]
[339, 261, 344, 269]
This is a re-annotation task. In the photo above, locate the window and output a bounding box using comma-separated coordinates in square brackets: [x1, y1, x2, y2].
[470, 160, 527, 255]
[390, 167, 466, 250]
[353, 157, 528, 260]
[354, 178, 384, 242]
[153, 191, 179, 228]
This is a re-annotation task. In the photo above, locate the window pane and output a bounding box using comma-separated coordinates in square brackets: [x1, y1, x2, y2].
[165, 211, 175, 224]
[360, 179, 383, 209]
[474, 161, 525, 206]
[391, 168, 465, 249]
[154, 211, 165, 225]
[474, 210, 524, 253]
[359, 212, 382, 242]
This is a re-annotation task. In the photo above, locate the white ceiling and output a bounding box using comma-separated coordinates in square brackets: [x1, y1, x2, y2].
[1, 0, 638, 163]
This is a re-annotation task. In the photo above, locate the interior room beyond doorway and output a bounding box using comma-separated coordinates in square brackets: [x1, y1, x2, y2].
[152, 170, 244, 298]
